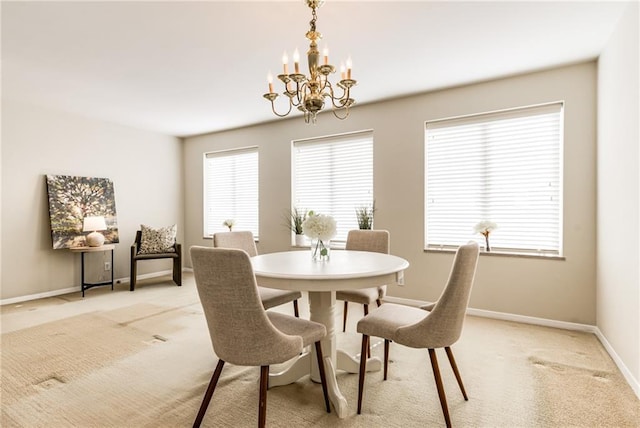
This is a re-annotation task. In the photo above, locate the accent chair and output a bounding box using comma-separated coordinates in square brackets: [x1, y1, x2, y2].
[213, 231, 302, 317]
[356, 241, 480, 428]
[130, 229, 182, 291]
[190, 246, 330, 427]
[336, 230, 390, 332]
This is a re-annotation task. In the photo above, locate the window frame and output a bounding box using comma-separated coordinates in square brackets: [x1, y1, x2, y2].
[292, 130, 374, 245]
[203, 146, 259, 239]
[424, 102, 564, 257]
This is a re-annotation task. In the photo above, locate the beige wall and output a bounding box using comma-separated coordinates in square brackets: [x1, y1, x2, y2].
[184, 62, 598, 325]
[597, 3, 640, 390]
[1, 101, 184, 300]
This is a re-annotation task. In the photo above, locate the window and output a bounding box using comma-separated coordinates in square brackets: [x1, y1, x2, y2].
[204, 147, 259, 238]
[425, 102, 563, 255]
[293, 130, 373, 243]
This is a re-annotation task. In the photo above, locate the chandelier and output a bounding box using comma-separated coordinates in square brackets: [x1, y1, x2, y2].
[263, 0, 356, 124]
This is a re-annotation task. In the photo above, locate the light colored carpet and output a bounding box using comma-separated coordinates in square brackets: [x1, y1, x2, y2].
[1, 273, 638, 427]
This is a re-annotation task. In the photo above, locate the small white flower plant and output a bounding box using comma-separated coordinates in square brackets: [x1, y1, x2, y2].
[474, 220, 497, 251]
[222, 219, 235, 231]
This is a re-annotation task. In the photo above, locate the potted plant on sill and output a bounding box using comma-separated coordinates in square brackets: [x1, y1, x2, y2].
[355, 202, 376, 230]
[285, 207, 307, 246]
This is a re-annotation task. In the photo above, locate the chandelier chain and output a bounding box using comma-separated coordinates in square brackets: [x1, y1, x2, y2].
[310, 6, 317, 33]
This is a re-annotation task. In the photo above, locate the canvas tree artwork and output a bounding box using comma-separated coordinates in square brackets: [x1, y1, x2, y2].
[45, 175, 120, 249]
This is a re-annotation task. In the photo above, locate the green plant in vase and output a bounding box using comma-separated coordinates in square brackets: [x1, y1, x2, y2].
[356, 202, 376, 230]
[284, 208, 307, 245]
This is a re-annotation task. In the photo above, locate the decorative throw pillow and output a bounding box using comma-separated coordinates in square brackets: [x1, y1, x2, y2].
[138, 224, 177, 254]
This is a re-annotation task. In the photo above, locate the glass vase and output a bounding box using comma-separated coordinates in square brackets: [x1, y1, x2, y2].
[310, 238, 330, 261]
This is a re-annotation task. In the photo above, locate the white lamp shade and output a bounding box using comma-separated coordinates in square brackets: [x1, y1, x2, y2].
[83, 216, 107, 232]
[83, 216, 107, 247]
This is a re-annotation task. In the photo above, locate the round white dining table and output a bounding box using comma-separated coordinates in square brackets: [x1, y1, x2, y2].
[251, 249, 409, 418]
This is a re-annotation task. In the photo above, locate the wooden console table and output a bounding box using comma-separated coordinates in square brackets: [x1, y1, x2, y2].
[70, 244, 115, 297]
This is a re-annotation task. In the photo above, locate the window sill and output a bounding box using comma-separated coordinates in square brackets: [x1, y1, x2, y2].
[424, 247, 565, 261]
[292, 242, 347, 250]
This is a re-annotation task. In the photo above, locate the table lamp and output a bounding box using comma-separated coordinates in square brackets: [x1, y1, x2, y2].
[83, 216, 107, 247]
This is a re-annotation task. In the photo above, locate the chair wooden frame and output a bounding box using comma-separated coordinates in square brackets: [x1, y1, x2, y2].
[356, 242, 479, 427]
[190, 247, 331, 428]
[130, 230, 182, 291]
[193, 341, 330, 428]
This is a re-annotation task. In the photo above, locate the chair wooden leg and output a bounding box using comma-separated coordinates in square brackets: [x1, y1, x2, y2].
[342, 301, 348, 332]
[293, 300, 300, 318]
[259, 366, 269, 428]
[173, 257, 182, 286]
[376, 299, 382, 307]
[384, 339, 390, 380]
[363, 305, 371, 358]
[130, 259, 136, 291]
[193, 359, 225, 428]
[429, 349, 451, 428]
[445, 346, 468, 400]
[314, 342, 331, 413]
[357, 335, 369, 414]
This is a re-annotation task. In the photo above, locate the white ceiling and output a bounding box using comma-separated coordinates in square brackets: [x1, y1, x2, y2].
[1, 1, 629, 137]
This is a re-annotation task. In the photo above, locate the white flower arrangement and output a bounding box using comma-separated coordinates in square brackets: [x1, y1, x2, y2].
[302, 212, 337, 241]
[222, 219, 236, 231]
[302, 212, 337, 260]
[474, 220, 497, 251]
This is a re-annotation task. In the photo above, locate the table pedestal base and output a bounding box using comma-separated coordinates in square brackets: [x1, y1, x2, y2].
[337, 349, 382, 373]
[268, 290, 381, 418]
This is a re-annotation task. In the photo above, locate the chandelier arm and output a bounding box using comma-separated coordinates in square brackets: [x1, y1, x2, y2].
[296, 81, 309, 105]
[323, 84, 350, 110]
[269, 98, 294, 118]
[331, 107, 350, 120]
[320, 81, 351, 118]
[318, 75, 332, 94]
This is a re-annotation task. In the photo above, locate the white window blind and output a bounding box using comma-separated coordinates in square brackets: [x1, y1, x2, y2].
[204, 147, 259, 238]
[293, 130, 373, 243]
[425, 102, 563, 255]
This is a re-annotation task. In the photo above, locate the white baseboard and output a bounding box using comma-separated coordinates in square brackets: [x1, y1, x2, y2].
[0, 269, 175, 306]
[0, 286, 84, 306]
[465, 306, 596, 333]
[383, 295, 640, 399]
[593, 327, 640, 399]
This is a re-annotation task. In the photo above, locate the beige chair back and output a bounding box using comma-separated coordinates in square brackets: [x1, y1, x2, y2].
[345, 230, 390, 254]
[190, 246, 302, 366]
[395, 241, 479, 349]
[213, 231, 258, 257]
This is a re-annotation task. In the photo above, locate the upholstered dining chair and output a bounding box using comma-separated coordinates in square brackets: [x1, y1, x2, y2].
[336, 230, 390, 332]
[356, 241, 479, 428]
[190, 247, 330, 428]
[213, 231, 302, 317]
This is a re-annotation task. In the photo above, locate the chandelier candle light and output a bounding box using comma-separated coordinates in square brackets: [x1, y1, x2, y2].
[263, 0, 357, 124]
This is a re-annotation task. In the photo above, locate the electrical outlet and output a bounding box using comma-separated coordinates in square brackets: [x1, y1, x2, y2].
[104, 261, 111, 271]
